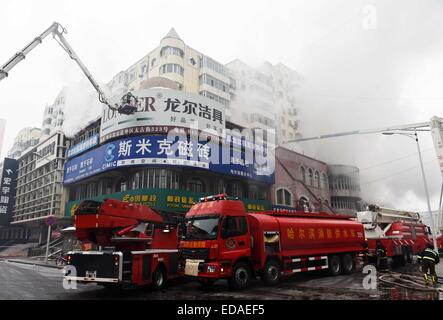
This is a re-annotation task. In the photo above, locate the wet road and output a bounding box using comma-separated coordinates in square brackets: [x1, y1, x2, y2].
[0, 259, 441, 300]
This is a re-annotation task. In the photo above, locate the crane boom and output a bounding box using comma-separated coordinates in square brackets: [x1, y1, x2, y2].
[0, 22, 135, 115]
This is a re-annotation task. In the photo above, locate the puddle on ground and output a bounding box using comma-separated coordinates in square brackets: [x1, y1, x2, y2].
[380, 286, 443, 300]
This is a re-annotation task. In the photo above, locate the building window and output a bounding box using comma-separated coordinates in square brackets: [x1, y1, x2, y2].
[188, 178, 205, 193]
[199, 90, 230, 107]
[86, 183, 97, 198]
[314, 171, 320, 188]
[300, 166, 306, 184]
[229, 181, 243, 198]
[160, 64, 184, 76]
[131, 169, 179, 190]
[117, 179, 127, 192]
[276, 188, 292, 206]
[320, 173, 327, 189]
[200, 56, 229, 77]
[308, 168, 313, 186]
[151, 58, 157, 67]
[199, 74, 230, 93]
[160, 46, 184, 58]
[214, 179, 225, 194]
[299, 196, 309, 209]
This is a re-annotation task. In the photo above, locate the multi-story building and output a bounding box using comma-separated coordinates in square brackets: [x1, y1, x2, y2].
[8, 131, 69, 242]
[328, 164, 364, 216]
[107, 28, 234, 120]
[271, 146, 333, 213]
[225, 60, 276, 132]
[7, 127, 41, 159]
[259, 62, 301, 145]
[40, 87, 66, 140]
[226, 60, 301, 146]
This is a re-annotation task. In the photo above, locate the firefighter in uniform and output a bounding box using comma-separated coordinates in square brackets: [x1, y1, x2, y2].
[376, 240, 389, 272]
[417, 243, 440, 287]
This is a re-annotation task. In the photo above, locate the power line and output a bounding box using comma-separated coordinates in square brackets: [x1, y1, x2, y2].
[303, 93, 443, 102]
[360, 159, 436, 186]
[338, 147, 434, 176]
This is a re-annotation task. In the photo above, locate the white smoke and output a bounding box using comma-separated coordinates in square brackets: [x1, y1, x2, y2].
[293, 0, 443, 212]
[61, 79, 109, 138]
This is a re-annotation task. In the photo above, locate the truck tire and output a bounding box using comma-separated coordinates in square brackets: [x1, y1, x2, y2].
[341, 254, 354, 274]
[406, 248, 413, 263]
[262, 260, 281, 286]
[402, 248, 408, 266]
[228, 262, 251, 290]
[328, 255, 341, 276]
[152, 266, 166, 290]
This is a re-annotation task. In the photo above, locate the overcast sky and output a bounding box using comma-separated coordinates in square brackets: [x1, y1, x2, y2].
[1, 0, 442, 214]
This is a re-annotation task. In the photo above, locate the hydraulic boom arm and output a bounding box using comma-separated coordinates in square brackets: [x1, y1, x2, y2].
[0, 22, 134, 114]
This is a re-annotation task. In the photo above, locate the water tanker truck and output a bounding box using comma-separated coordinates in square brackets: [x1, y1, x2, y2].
[178, 194, 367, 289]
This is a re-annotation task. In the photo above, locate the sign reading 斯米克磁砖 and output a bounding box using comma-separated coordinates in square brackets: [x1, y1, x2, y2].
[0, 158, 18, 226]
[100, 89, 226, 142]
[63, 134, 275, 184]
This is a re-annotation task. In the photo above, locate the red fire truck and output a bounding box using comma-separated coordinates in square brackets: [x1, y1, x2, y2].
[178, 194, 367, 289]
[357, 204, 432, 266]
[64, 199, 181, 289]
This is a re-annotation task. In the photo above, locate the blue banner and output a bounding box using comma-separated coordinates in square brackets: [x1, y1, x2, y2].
[63, 134, 274, 184]
[66, 134, 99, 159]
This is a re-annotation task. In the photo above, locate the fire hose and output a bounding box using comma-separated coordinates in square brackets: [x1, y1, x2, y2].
[378, 270, 443, 292]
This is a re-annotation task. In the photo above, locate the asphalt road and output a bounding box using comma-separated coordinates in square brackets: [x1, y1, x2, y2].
[0, 260, 441, 300]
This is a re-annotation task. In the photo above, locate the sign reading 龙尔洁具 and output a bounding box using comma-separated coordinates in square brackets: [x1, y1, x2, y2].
[101, 89, 226, 142]
[0, 158, 18, 226]
[63, 134, 275, 184]
[64, 188, 271, 217]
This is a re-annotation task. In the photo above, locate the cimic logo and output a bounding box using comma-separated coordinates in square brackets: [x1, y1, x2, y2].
[105, 144, 116, 162]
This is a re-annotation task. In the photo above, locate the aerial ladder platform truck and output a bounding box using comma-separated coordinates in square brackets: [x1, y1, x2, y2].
[64, 199, 182, 289]
[357, 204, 432, 267]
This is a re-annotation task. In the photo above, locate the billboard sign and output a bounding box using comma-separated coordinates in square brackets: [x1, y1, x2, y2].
[0, 158, 18, 226]
[100, 89, 226, 142]
[67, 134, 99, 159]
[65, 188, 271, 216]
[64, 134, 274, 184]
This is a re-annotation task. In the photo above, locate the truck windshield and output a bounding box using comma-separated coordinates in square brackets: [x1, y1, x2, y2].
[185, 216, 219, 240]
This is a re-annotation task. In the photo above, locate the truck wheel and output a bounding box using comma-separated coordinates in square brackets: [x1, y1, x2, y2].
[341, 254, 354, 274]
[407, 248, 413, 263]
[328, 255, 341, 276]
[402, 249, 408, 266]
[152, 266, 166, 290]
[262, 260, 281, 286]
[228, 262, 251, 290]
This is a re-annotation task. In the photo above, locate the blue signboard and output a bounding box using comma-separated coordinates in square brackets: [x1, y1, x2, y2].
[0, 158, 18, 226]
[66, 134, 99, 159]
[63, 134, 274, 184]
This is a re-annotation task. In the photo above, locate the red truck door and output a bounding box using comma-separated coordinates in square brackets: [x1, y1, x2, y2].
[219, 215, 250, 261]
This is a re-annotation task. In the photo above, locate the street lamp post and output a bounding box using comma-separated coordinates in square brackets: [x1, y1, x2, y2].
[382, 131, 438, 249]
